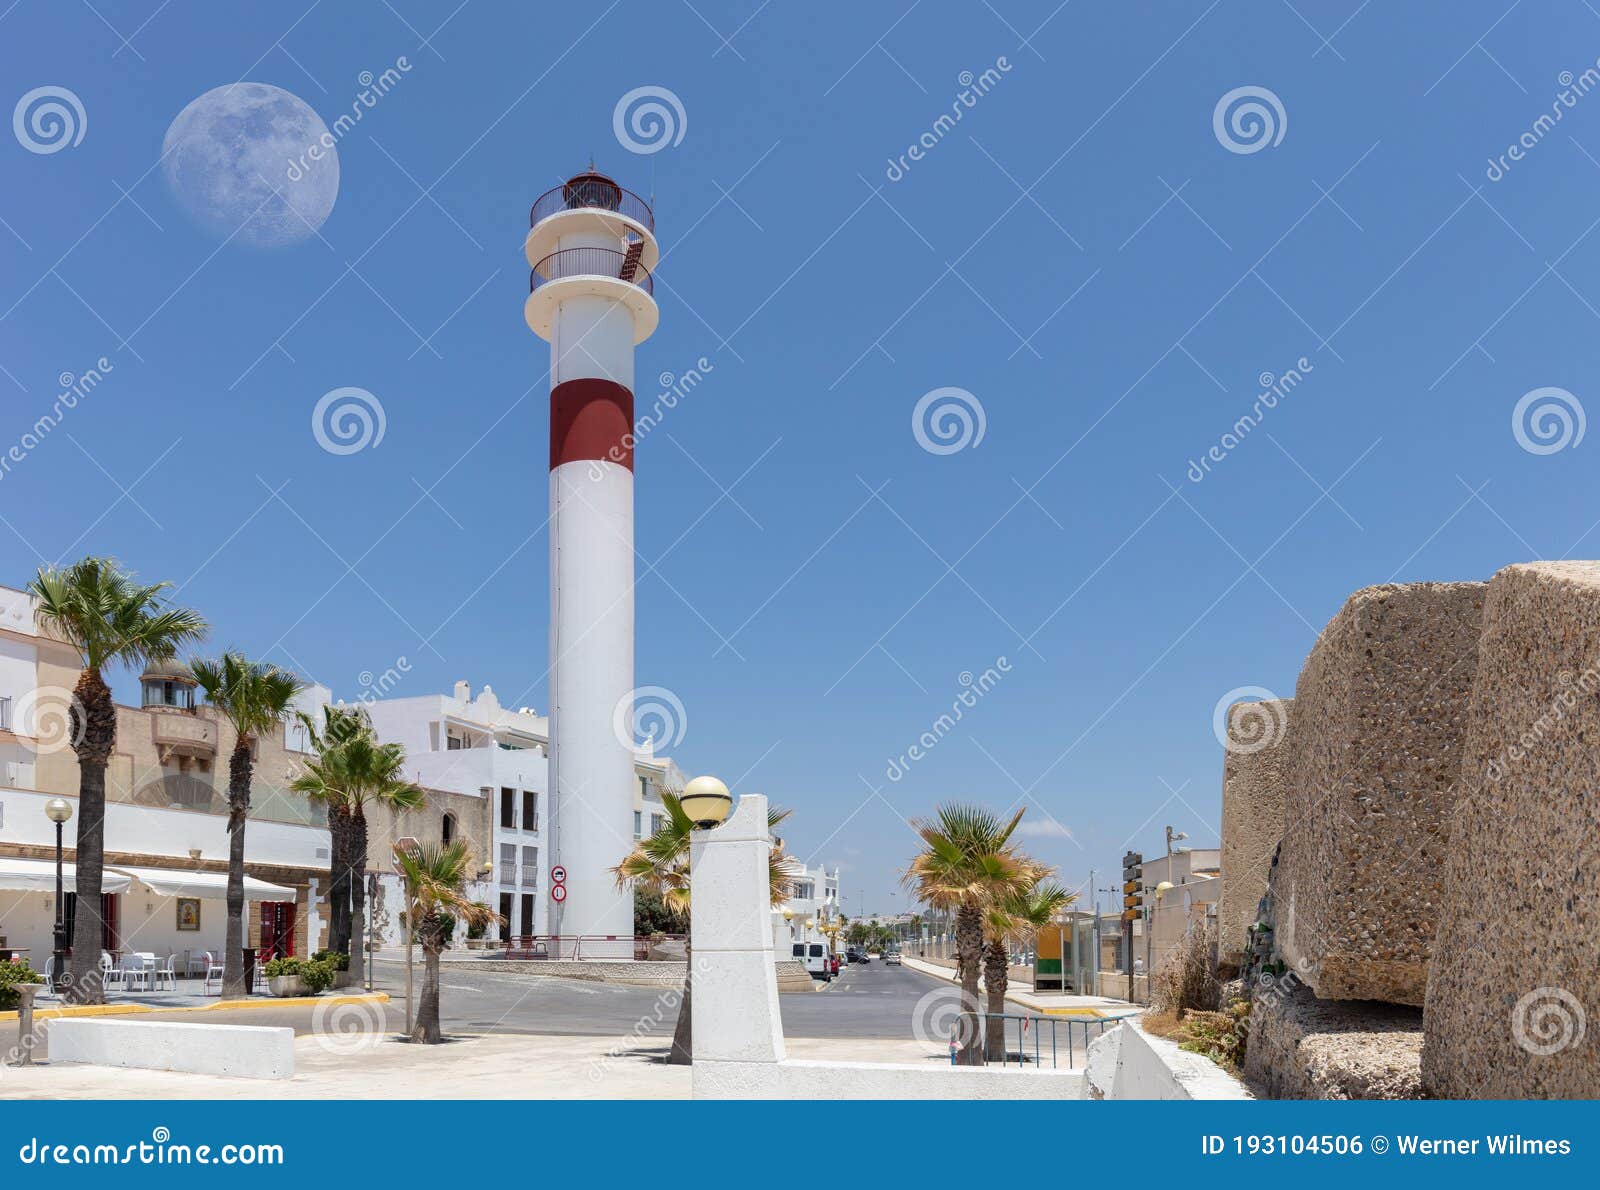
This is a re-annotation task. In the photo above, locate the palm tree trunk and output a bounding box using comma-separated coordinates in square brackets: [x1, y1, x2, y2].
[66, 668, 115, 1005]
[412, 927, 442, 1044]
[954, 902, 984, 1066]
[221, 741, 252, 999]
[667, 937, 692, 1064]
[326, 803, 350, 955]
[984, 939, 1010, 1061]
[348, 811, 369, 985]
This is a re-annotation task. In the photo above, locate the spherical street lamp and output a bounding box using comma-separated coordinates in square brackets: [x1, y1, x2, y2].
[44, 798, 73, 995]
[680, 775, 732, 830]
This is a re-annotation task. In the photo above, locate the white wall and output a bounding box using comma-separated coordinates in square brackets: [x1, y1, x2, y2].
[1082, 1019, 1253, 1100]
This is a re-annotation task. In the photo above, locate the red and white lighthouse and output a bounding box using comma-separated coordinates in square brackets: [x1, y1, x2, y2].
[525, 171, 659, 951]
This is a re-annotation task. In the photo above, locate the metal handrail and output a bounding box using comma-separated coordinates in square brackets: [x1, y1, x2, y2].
[948, 1011, 1117, 1069]
[500, 933, 686, 960]
[529, 248, 654, 297]
[530, 181, 654, 231]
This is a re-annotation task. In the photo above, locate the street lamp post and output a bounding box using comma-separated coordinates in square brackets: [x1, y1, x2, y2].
[45, 798, 72, 996]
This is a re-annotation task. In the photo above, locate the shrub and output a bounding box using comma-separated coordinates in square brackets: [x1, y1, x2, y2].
[466, 906, 490, 940]
[312, 949, 349, 972]
[0, 958, 44, 1010]
[299, 958, 336, 994]
[1151, 917, 1221, 1015]
[262, 957, 303, 978]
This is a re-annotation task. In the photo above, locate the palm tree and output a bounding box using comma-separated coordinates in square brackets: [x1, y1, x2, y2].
[29, 558, 207, 1004]
[190, 653, 307, 999]
[293, 706, 365, 959]
[291, 707, 424, 984]
[612, 791, 794, 1065]
[982, 880, 1073, 1061]
[902, 804, 1039, 1065]
[393, 841, 498, 1043]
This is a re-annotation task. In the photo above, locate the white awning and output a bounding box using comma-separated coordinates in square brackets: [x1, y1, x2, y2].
[107, 865, 296, 902]
[0, 857, 133, 895]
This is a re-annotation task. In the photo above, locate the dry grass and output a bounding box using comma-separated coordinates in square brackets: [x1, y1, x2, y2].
[1150, 917, 1220, 1015]
[1145, 1004, 1249, 1074]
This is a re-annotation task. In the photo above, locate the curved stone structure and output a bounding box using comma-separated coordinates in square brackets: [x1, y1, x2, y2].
[1423, 562, 1600, 1098]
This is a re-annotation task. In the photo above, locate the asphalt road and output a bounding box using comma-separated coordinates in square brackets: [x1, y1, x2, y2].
[52, 956, 976, 1050]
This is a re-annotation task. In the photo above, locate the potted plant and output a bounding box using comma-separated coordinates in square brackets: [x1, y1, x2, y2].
[465, 906, 491, 950]
[0, 957, 44, 1010]
[313, 949, 352, 988]
[263, 957, 306, 997]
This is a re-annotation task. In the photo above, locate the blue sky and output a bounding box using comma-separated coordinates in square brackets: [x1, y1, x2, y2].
[3, 2, 1597, 917]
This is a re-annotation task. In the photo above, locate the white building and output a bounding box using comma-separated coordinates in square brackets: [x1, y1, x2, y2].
[771, 860, 840, 957]
[361, 681, 685, 946]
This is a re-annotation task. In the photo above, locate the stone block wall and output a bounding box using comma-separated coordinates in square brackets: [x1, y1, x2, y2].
[1218, 698, 1293, 974]
[1422, 563, 1600, 1098]
[1276, 581, 1485, 1006]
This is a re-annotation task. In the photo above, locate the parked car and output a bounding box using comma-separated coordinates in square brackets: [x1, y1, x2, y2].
[885, 951, 903, 965]
[795, 941, 832, 981]
[847, 947, 869, 963]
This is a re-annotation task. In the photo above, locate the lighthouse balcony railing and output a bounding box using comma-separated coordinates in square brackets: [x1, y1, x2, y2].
[530, 183, 654, 231]
[529, 248, 654, 297]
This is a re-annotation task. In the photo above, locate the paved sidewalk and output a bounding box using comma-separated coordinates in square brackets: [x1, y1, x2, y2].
[901, 956, 1141, 1018]
[0, 1033, 940, 1099]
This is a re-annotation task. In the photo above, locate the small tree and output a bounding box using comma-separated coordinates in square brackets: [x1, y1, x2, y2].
[394, 841, 498, 1043]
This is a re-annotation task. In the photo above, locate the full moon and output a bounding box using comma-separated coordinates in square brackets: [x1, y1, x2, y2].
[162, 83, 339, 248]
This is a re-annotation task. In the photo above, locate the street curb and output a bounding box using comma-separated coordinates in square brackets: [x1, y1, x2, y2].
[0, 991, 390, 1024]
[901, 956, 1127, 1019]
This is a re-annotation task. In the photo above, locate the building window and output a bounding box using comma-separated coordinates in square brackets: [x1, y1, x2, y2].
[499, 892, 515, 939]
[521, 846, 538, 888]
[520, 893, 536, 937]
[633, 811, 642, 839]
[500, 787, 515, 829]
[141, 680, 194, 710]
[651, 812, 665, 834]
[0, 695, 10, 731]
[441, 812, 457, 846]
[522, 790, 537, 831]
[499, 843, 516, 887]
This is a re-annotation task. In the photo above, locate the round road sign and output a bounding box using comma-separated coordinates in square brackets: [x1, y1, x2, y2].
[551, 883, 568, 903]
[550, 865, 568, 885]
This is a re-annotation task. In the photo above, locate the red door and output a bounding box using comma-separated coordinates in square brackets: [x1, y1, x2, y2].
[258, 901, 296, 959]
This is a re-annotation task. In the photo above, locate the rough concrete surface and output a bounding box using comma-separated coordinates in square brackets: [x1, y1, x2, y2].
[1277, 581, 1484, 1005]
[1218, 698, 1293, 973]
[1244, 982, 1423, 1099]
[1423, 562, 1600, 1099]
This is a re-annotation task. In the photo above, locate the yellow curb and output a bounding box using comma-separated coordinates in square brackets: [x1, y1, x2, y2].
[0, 991, 389, 1024]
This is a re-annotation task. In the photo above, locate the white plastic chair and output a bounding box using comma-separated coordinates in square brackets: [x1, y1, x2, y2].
[42, 955, 55, 994]
[201, 951, 223, 995]
[100, 952, 125, 991]
[156, 954, 177, 991]
[122, 952, 151, 992]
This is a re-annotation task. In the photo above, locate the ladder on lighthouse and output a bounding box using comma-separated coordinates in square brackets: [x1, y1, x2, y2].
[618, 239, 644, 282]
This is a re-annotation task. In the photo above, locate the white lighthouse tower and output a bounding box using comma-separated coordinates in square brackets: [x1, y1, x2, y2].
[525, 170, 659, 954]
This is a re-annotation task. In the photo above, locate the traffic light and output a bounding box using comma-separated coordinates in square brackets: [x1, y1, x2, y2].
[1121, 850, 1144, 923]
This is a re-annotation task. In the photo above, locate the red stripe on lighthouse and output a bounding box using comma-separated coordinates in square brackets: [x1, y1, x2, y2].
[550, 378, 635, 471]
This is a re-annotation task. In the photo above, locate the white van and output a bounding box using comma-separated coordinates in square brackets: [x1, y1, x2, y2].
[793, 940, 832, 981]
